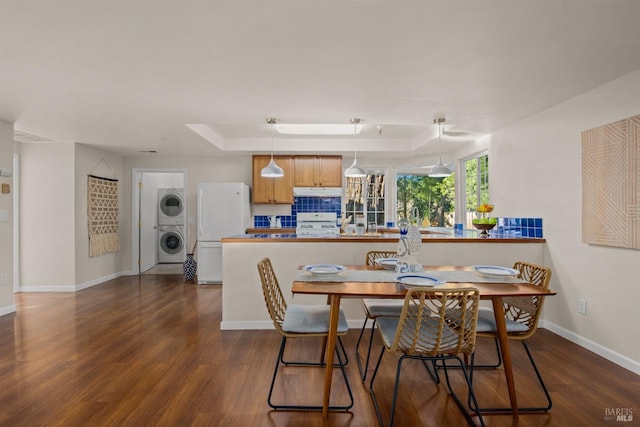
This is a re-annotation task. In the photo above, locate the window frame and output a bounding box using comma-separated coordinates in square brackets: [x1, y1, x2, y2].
[343, 170, 388, 227]
[459, 151, 489, 228]
[394, 168, 456, 228]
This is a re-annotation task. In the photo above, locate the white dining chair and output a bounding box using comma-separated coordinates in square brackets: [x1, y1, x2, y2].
[469, 260, 553, 413]
[257, 257, 353, 411]
[355, 250, 404, 381]
[369, 287, 485, 427]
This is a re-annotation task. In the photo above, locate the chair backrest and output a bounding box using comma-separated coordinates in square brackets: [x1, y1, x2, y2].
[389, 288, 480, 357]
[503, 261, 552, 339]
[257, 258, 287, 333]
[365, 250, 397, 266]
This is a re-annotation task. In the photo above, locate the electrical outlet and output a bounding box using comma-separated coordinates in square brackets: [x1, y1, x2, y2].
[578, 298, 587, 315]
[0, 274, 7, 286]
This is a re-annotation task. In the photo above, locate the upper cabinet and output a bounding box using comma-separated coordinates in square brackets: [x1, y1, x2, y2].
[252, 155, 295, 204]
[294, 155, 342, 187]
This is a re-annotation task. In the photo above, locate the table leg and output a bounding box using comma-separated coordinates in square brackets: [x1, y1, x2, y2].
[322, 294, 341, 417]
[491, 296, 519, 420]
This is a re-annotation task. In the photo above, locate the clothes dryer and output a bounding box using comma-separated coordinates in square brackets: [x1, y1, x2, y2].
[157, 225, 185, 263]
[158, 188, 184, 225]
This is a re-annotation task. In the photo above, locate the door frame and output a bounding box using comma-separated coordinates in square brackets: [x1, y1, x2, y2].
[131, 168, 187, 274]
[13, 152, 20, 293]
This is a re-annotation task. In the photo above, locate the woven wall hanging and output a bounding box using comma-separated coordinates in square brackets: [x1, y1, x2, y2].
[582, 114, 640, 249]
[87, 174, 120, 257]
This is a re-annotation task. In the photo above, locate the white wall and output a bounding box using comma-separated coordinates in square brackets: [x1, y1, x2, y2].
[20, 142, 76, 290]
[0, 120, 15, 314]
[18, 143, 125, 291]
[490, 68, 640, 372]
[74, 144, 124, 287]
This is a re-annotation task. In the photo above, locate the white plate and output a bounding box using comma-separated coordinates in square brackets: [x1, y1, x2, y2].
[375, 257, 398, 270]
[304, 264, 345, 275]
[471, 265, 519, 277]
[396, 274, 442, 287]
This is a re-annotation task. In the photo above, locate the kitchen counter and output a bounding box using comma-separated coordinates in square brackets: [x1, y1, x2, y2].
[224, 230, 544, 243]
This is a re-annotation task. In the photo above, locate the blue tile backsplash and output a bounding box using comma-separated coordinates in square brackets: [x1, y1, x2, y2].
[493, 217, 543, 238]
[254, 202, 543, 238]
[254, 196, 342, 228]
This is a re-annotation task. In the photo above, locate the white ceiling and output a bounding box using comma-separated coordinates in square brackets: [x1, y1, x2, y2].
[2, 0, 640, 160]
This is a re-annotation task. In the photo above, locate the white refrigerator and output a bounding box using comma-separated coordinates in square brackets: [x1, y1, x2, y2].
[197, 182, 251, 284]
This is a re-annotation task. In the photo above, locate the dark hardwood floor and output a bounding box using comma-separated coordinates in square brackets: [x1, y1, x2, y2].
[0, 274, 638, 426]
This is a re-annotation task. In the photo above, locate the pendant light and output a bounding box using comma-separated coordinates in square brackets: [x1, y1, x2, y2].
[344, 118, 366, 178]
[261, 117, 284, 178]
[428, 117, 452, 178]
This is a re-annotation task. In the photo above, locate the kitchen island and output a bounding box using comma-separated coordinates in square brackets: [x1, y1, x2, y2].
[219, 231, 546, 330]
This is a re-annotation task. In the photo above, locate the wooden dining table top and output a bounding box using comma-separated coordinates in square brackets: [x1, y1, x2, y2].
[291, 264, 557, 298]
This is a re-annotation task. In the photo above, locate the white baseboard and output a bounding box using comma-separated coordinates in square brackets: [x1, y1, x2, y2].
[542, 320, 640, 375]
[220, 320, 274, 330]
[75, 272, 124, 291]
[18, 271, 128, 293]
[19, 284, 77, 292]
[0, 304, 17, 317]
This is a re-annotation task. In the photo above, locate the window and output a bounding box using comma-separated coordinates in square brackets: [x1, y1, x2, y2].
[463, 153, 489, 228]
[344, 173, 385, 226]
[396, 171, 455, 227]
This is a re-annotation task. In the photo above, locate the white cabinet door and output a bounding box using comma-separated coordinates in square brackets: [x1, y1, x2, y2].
[197, 242, 222, 284]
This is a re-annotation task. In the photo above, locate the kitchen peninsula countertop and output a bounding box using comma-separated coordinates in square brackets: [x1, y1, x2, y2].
[225, 230, 545, 243]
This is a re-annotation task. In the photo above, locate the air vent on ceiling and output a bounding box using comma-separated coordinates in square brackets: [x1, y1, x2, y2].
[13, 130, 51, 143]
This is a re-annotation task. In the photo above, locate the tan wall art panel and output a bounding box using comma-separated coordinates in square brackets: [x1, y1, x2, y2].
[582, 114, 640, 249]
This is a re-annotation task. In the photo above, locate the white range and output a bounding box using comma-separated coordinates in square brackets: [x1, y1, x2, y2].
[295, 212, 340, 237]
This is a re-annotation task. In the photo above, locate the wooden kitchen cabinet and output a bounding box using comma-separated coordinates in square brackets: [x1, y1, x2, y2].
[252, 155, 294, 204]
[294, 155, 342, 187]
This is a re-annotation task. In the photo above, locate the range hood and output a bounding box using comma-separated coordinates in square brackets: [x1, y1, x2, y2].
[293, 187, 342, 197]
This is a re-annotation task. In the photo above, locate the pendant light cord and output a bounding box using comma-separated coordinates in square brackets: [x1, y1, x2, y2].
[438, 120, 442, 162]
[267, 117, 276, 159]
[434, 117, 444, 162]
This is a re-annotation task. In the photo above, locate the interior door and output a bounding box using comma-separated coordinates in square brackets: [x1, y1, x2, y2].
[139, 173, 157, 273]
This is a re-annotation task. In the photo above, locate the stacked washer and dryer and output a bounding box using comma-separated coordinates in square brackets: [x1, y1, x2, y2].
[157, 188, 185, 263]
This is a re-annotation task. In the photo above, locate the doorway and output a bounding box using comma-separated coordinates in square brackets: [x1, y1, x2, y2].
[132, 169, 187, 275]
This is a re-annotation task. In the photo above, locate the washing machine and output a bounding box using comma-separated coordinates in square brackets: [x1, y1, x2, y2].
[158, 188, 184, 225]
[157, 225, 185, 263]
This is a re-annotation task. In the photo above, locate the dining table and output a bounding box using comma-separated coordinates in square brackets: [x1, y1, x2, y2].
[291, 264, 557, 419]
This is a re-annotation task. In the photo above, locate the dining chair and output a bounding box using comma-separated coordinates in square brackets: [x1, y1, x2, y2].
[470, 260, 553, 413]
[369, 287, 485, 427]
[257, 257, 354, 411]
[355, 250, 404, 381]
